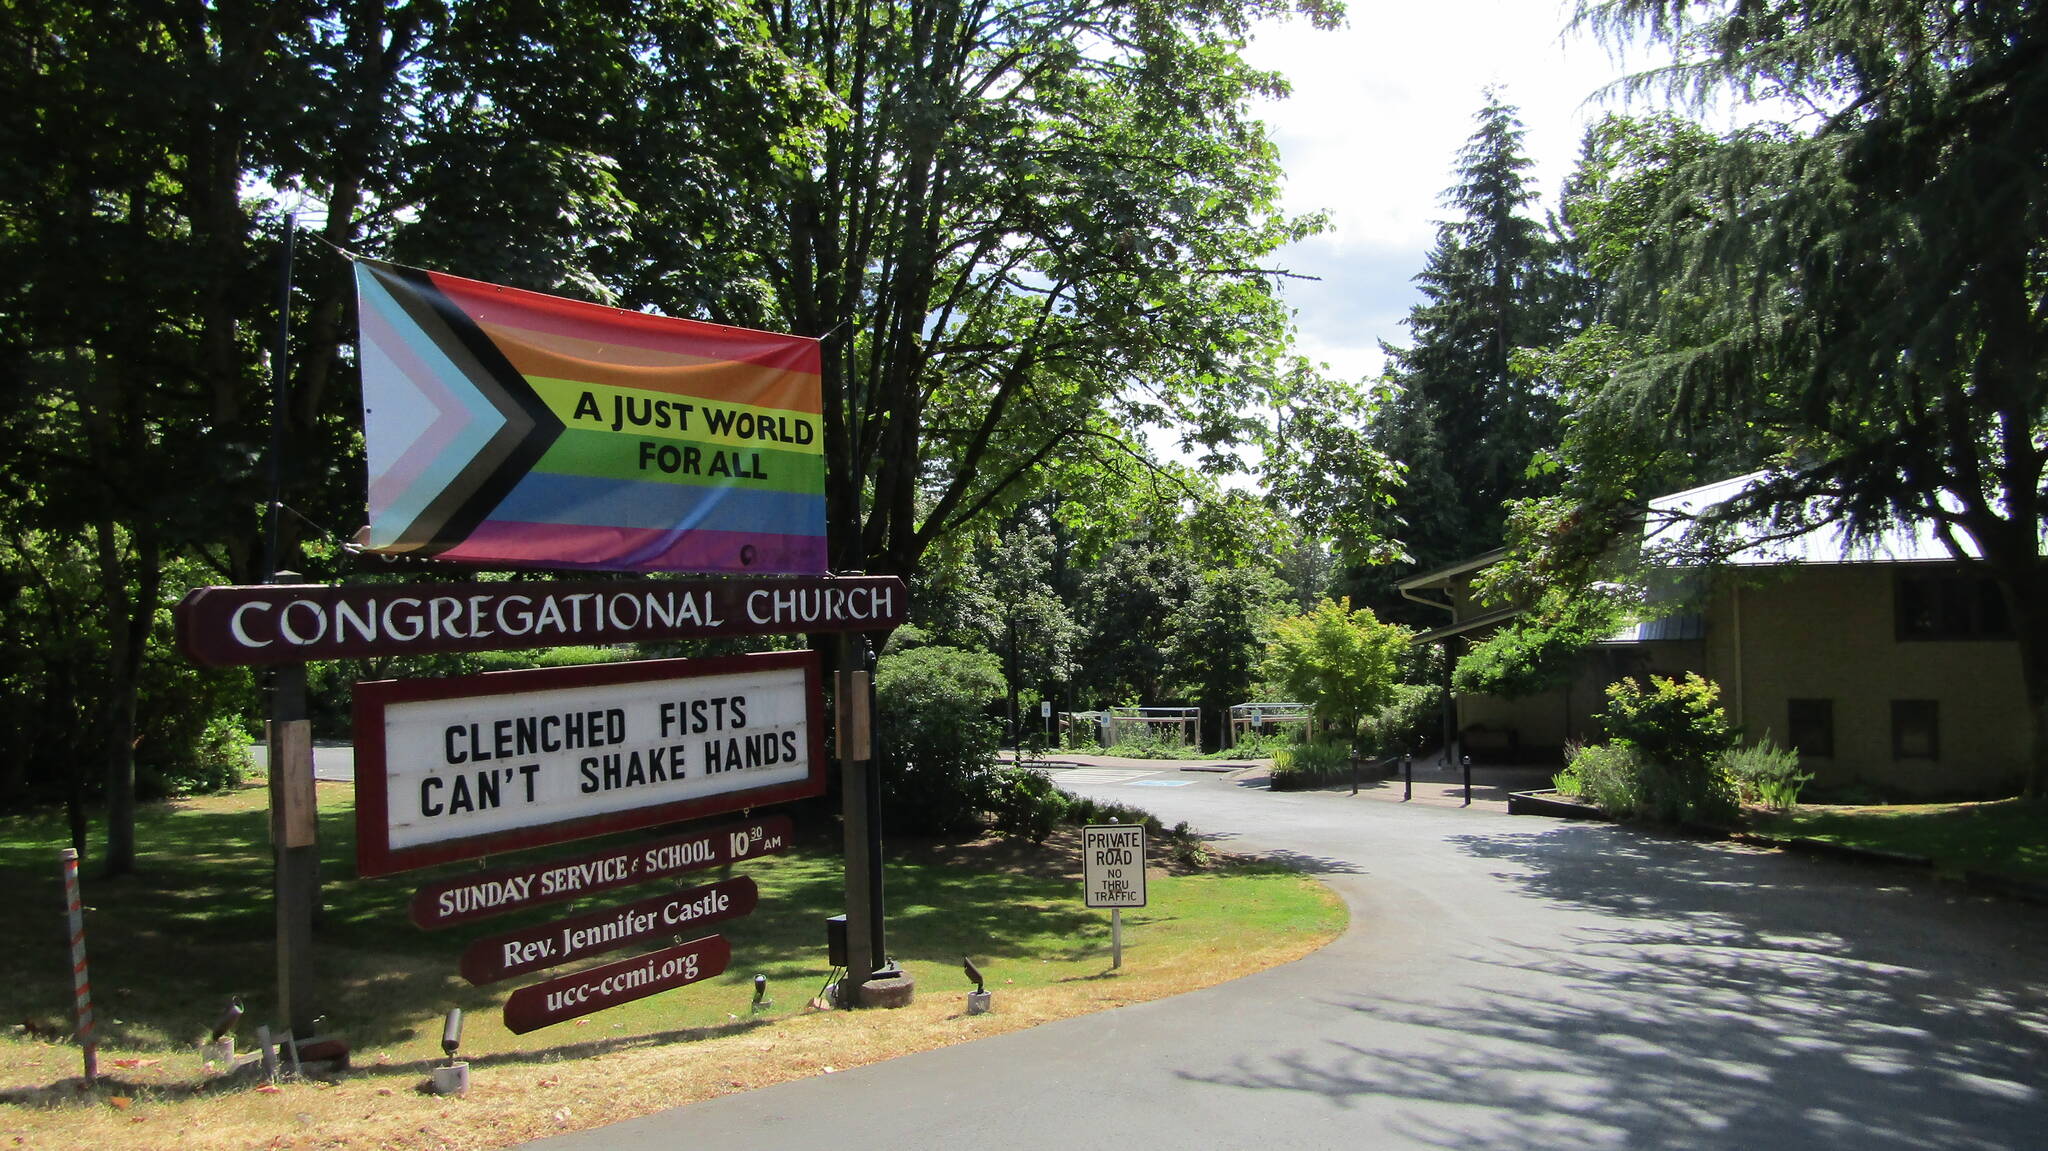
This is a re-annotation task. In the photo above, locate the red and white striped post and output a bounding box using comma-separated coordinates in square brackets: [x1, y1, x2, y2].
[58, 848, 96, 1084]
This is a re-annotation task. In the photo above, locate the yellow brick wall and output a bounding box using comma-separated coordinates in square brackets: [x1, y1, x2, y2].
[1702, 565, 2027, 797]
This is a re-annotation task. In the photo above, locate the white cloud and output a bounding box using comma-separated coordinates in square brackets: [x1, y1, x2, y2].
[1245, 1, 1644, 383]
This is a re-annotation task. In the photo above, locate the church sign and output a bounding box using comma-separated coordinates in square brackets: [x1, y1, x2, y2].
[355, 652, 821, 876]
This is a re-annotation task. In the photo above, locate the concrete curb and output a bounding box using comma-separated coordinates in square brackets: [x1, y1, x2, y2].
[1506, 790, 1606, 820]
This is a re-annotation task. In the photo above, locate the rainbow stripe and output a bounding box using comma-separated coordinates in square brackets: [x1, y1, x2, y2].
[354, 261, 826, 574]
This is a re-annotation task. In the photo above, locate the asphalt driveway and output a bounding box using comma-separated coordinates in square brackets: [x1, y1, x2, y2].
[528, 763, 2047, 1149]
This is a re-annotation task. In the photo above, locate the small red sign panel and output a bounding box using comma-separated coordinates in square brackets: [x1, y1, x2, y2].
[503, 935, 732, 1034]
[410, 815, 791, 929]
[460, 876, 759, 985]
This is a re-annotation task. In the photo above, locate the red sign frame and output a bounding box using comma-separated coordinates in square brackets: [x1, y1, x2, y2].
[354, 652, 823, 876]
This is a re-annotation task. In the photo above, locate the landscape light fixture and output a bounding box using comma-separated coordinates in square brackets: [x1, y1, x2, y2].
[752, 973, 770, 1012]
[431, 1007, 472, 1097]
[208, 996, 244, 1045]
[962, 956, 992, 1015]
[441, 1008, 463, 1064]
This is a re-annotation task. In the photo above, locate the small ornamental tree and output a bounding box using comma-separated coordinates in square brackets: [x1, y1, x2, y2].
[1595, 673, 1739, 771]
[1263, 598, 1411, 741]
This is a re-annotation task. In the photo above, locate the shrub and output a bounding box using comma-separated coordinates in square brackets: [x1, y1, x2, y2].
[984, 764, 1070, 842]
[1596, 673, 1739, 770]
[1221, 728, 1301, 758]
[1637, 760, 1740, 826]
[135, 627, 258, 799]
[1720, 738, 1811, 811]
[1060, 793, 1163, 833]
[1358, 682, 1438, 757]
[875, 645, 1005, 835]
[1560, 740, 1740, 826]
[1269, 738, 1355, 791]
[1559, 742, 1643, 816]
[1102, 716, 1201, 758]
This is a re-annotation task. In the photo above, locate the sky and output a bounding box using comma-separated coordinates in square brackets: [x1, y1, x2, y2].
[1241, 0, 1656, 386]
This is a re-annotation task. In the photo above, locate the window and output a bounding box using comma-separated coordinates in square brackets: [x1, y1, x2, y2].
[1897, 570, 2011, 640]
[1787, 699, 1834, 759]
[1891, 700, 1939, 760]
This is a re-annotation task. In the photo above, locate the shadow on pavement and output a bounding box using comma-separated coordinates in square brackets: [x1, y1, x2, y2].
[1174, 821, 2048, 1150]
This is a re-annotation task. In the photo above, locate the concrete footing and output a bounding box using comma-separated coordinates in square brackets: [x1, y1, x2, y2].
[856, 971, 917, 1009]
[431, 1062, 471, 1096]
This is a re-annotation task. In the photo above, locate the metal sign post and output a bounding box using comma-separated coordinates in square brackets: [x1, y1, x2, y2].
[57, 849, 96, 1084]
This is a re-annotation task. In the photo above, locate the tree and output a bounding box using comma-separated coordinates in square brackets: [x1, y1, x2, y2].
[1472, 116, 1777, 607]
[1164, 565, 1289, 746]
[755, 0, 1340, 579]
[1370, 92, 1578, 578]
[0, 1, 828, 859]
[1262, 597, 1410, 740]
[1073, 537, 1198, 709]
[974, 524, 1078, 743]
[1575, 0, 2048, 795]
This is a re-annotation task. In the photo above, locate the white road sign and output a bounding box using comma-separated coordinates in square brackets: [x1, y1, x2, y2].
[1082, 824, 1147, 908]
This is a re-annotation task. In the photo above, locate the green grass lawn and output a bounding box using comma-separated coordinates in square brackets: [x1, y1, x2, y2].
[1749, 798, 2048, 881]
[0, 781, 1340, 1073]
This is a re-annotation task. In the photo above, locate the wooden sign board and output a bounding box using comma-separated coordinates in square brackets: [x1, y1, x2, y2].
[409, 815, 790, 927]
[502, 935, 732, 1034]
[176, 576, 905, 667]
[460, 876, 758, 985]
[355, 652, 819, 877]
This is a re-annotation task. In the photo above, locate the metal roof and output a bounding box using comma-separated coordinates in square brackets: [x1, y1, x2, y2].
[1645, 472, 1974, 566]
[1395, 548, 1511, 592]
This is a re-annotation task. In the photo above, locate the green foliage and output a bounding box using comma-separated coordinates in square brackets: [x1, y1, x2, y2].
[983, 765, 1071, 844]
[1370, 93, 1581, 571]
[1073, 537, 1196, 710]
[1557, 742, 1643, 815]
[1103, 721, 1203, 760]
[1358, 682, 1440, 757]
[1163, 565, 1290, 746]
[1221, 728, 1303, 758]
[875, 645, 1005, 836]
[1268, 739, 1356, 791]
[1595, 673, 1739, 771]
[1453, 591, 1627, 699]
[472, 646, 636, 672]
[1720, 739, 1811, 811]
[1261, 368, 1405, 567]
[1560, 740, 1738, 826]
[1263, 598, 1411, 739]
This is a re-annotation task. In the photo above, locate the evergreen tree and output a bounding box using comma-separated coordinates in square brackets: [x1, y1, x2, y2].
[1371, 93, 1576, 580]
[1575, 0, 2048, 795]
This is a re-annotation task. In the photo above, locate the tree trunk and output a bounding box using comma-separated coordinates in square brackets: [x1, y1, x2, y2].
[95, 522, 160, 877]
